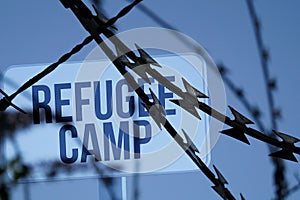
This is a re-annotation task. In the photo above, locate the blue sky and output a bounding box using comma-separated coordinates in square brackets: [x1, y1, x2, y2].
[1, 0, 300, 199]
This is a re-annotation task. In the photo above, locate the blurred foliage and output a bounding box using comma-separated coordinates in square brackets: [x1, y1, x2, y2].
[0, 111, 115, 200]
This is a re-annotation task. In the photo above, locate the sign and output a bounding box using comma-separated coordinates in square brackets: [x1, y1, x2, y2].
[3, 54, 210, 180]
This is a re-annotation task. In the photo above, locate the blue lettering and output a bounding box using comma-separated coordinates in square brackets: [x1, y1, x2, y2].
[134, 120, 151, 159]
[55, 83, 72, 123]
[138, 78, 154, 117]
[94, 81, 113, 120]
[158, 76, 176, 115]
[116, 79, 135, 118]
[81, 123, 101, 162]
[75, 82, 91, 121]
[59, 124, 78, 164]
[103, 121, 130, 161]
[32, 85, 52, 124]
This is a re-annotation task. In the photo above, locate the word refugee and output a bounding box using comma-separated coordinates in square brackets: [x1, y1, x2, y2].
[31, 76, 177, 163]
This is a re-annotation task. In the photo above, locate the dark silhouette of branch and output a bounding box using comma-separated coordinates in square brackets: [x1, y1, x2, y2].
[0, 112, 33, 200]
[92, 161, 119, 200]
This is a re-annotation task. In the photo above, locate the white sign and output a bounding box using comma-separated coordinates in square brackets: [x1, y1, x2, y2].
[3, 54, 210, 180]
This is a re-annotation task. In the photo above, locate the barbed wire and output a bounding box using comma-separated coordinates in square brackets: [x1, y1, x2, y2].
[0, 0, 241, 199]
[245, 0, 287, 199]
[63, 1, 300, 200]
[1, 0, 299, 199]
[123, 0, 300, 199]
[49, 1, 300, 199]
[90, 30, 241, 200]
